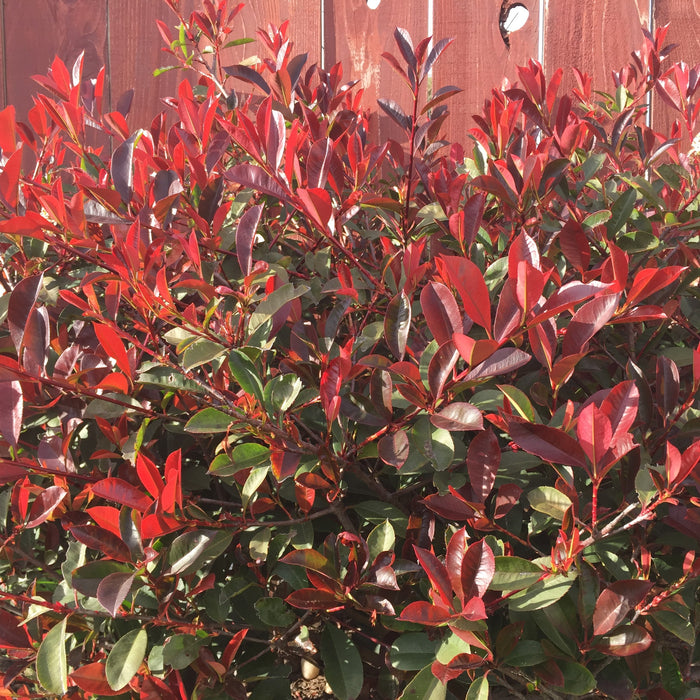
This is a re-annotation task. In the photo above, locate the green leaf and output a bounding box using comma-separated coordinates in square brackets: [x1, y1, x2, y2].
[167, 530, 233, 576]
[389, 633, 440, 671]
[255, 597, 296, 627]
[209, 443, 270, 478]
[490, 556, 543, 591]
[580, 152, 606, 184]
[504, 640, 547, 667]
[582, 210, 611, 229]
[606, 187, 637, 236]
[242, 466, 270, 509]
[498, 384, 538, 422]
[72, 560, 132, 598]
[465, 675, 490, 700]
[185, 407, 233, 433]
[106, 628, 147, 690]
[353, 501, 408, 530]
[411, 417, 454, 471]
[397, 664, 446, 700]
[555, 661, 596, 696]
[652, 608, 695, 645]
[508, 573, 576, 612]
[229, 349, 264, 404]
[367, 520, 395, 562]
[527, 486, 572, 521]
[264, 373, 302, 413]
[36, 617, 67, 695]
[321, 624, 363, 700]
[163, 633, 205, 670]
[248, 283, 309, 335]
[182, 338, 227, 370]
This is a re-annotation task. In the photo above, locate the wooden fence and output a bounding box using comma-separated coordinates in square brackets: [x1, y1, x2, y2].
[1, 0, 699, 146]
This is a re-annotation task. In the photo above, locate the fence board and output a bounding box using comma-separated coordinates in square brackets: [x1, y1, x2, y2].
[108, 0, 199, 128]
[4, 0, 106, 121]
[653, 0, 700, 142]
[323, 0, 427, 142]
[433, 0, 539, 147]
[544, 0, 649, 98]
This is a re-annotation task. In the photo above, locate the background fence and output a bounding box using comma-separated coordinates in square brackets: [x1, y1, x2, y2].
[0, 0, 699, 146]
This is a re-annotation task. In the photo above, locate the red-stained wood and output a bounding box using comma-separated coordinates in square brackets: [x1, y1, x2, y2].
[4, 0, 107, 121]
[653, 0, 700, 144]
[0, 2, 5, 110]
[107, 0, 199, 129]
[324, 0, 428, 143]
[433, 0, 540, 147]
[544, 0, 649, 98]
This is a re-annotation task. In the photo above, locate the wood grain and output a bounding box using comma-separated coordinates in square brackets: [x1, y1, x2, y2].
[324, 0, 428, 142]
[653, 0, 700, 142]
[4, 0, 107, 120]
[544, 0, 649, 97]
[108, 0, 199, 128]
[433, 0, 540, 146]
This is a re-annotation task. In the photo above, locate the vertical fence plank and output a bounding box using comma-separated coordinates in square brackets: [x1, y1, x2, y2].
[433, 0, 539, 147]
[4, 0, 107, 121]
[324, 0, 427, 142]
[0, 2, 6, 110]
[108, 0, 199, 129]
[653, 0, 700, 143]
[544, 0, 649, 97]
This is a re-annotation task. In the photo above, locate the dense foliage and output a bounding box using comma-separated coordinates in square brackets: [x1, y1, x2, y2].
[0, 1, 699, 698]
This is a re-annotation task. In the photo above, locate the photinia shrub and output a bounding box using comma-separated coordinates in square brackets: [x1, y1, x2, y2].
[0, 1, 699, 698]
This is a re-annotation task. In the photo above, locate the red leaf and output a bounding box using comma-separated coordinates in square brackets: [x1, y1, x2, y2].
[576, 403, 612, 475]
[460, 192, 486, 251]
[225, 163, 288, 200]
[592, 580, 653, 636]
[598, 380, 639, 445]
[494, 483, 522, 519]
[222, 629, 248, 669]
[0, 148, 23, 209]
[96, 572, 135, 617]
[281, 549, 336, 577]
[296, 187, 334, 233]
[384, 292, 411, 360]
[428, 341, 459, 399]
[467, 428, 500, 503]
[378, 431, 410, 468]
[307, 137, 334, 189]
[8, 273, 43, 354]
[461, 538, 494, 600]
[140, 512, 182, 539]
[68, 524, 132, 561]
[69, 663, 125, 696]
[92, 477, 153, 512]
[595, 623, 653, 656]
[0, 104, 17, 153]
[466, 348, 531, 381]
[431, 654, 485, 683]
[515, 261, 546, 316]
[532, 280, 613, 325]
[626, 266, 686, 307]
[270, 449, 300, 481]
[285, 589, 343, 610]
[398, 601, 452, 626]
[136, 453, 165, 500]
[0, 608, 32, 649]
[430, 402, 483, 431]
[422, 492, 478, 520]
[235, 204, 263, 277]
[657, 355, 680, 420]
[438, 255, 492, 335]
[0, 364, 22, 449]
[86, 506, 122, 538]
[562, 293, 621, 356]
[461, 596, 487, 620]
[446, 528, 469, 603]
[558, 219, 591, 274]
[93, 323, 132, 379]
[414, 545, 453, 608]
[506, 417, 588, 469]
[420, 282, 463, 346]
[26, 486, 67, 528]
[493, 279, 522, 343]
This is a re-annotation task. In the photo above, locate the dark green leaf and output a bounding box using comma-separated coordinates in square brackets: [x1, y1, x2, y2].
[321, 625, 363, 700]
